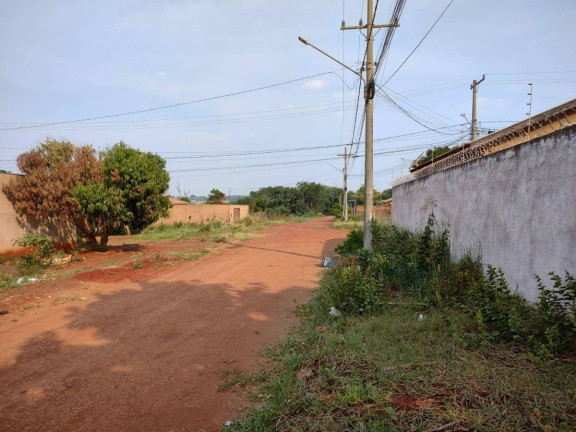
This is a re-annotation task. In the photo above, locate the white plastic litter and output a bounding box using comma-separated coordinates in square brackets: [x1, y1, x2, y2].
[224, 420, 233, 426]
[16, 277, 38, 284]
[329, 307, 342, 318]
[321, 257, 335, 268]
[418, 314, 424, 321]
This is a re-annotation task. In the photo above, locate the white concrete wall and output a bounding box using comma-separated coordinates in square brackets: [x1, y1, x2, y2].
[392, 125, 576, 301]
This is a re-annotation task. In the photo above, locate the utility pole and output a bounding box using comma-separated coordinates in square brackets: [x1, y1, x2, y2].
[337, 146, 357, 222]
[341, 0, 398, 251]
[299, 0, 397, 251]
[470, 75, 485, 142]
[526, 83, 534, 139]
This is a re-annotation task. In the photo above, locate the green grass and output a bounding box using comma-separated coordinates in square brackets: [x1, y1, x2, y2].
[164, 248, 211, 263]
[0, 273, 19, 291]
[53, 294, 83, 305]
[331, 217, 391, 230]
[131, 217, 271, 243]
[224, 301, 576, 431]
[131, 215, 320, 244]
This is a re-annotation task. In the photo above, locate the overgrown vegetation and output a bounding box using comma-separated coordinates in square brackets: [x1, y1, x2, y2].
[331, 214, 576, 356]
[12, 233, 56, 275]
[224, 215, 576, 431]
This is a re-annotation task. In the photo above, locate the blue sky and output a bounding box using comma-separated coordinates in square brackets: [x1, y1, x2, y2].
[1, 0, 575, 196]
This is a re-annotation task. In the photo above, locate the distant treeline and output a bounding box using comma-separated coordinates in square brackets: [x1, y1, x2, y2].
[233, 182, 341, 215]
[232, 182, 392, 216]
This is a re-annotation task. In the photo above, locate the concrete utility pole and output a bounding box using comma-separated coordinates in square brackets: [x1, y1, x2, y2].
[341, 0, 398, 251]
[337, 146, 357, 222]
[470, 75, 486, 142]
[299, 0, 397, 251]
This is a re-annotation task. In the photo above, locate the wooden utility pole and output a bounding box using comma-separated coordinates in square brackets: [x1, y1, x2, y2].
[341, 0, 398, 251]
[337, 146, 357, 222]
[470, 75, 485, 142]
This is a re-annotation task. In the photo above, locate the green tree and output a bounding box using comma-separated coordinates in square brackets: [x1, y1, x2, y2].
[102, 142, 171, 231]
[232, 196, 251, 205]
[353, 184, 384, 205]
[416, 146, 452, 166]
[380, 188, 392, 201]
[207, 188, 225, 204]
[247, 183, 340, 216]
[70, 180, 129, 248]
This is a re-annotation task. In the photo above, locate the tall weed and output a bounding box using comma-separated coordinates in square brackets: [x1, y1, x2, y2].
[328, 215, 576, 356]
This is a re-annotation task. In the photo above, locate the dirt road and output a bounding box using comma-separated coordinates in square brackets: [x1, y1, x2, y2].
[0, 217, 345, 432]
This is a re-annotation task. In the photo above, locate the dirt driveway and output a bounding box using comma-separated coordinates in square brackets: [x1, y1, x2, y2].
[0, 217, 345, 432]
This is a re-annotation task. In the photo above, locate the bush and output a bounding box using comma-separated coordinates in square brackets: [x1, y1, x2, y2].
[468, 268, 576, 356]
[335, 227, 364, 256]
[322, 261, 386, 316]
[329, 215, 576, 357]
[13, 233, 56, 274]
[329, 203, 343, 217]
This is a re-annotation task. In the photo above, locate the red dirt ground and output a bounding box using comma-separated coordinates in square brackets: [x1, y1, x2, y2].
[0, 217, 345, 432]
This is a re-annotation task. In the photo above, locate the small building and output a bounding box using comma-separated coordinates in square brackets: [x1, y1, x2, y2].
[355, 199, 392, 219]
[154, 202, 249, 225]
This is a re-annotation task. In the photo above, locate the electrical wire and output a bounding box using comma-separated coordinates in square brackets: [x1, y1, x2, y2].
[0, 70, 340, 132]
[382, 0, 455, 86]
[374, 0, 407, 80]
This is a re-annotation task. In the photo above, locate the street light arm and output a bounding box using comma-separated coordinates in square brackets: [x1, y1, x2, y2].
[298, 36, 364, 83]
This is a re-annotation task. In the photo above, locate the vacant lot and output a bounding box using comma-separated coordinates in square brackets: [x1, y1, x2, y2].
[0, 217, 346, 432]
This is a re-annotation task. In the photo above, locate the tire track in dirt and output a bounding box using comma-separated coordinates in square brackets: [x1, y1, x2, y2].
[0, 217, 345, 432]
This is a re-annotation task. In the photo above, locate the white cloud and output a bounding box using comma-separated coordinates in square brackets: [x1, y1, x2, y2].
[156, 71, 166, 77]
[301, 79, 329, 90]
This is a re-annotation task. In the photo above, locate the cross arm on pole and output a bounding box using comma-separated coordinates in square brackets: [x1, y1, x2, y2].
[340, 24, 399, 30]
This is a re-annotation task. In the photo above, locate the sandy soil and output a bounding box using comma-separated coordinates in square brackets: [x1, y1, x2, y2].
[0, 217, 345, 432]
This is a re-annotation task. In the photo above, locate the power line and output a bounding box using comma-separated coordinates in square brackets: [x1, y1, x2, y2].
[0, 100, 356, 127]
[382, 0, 455, 86]
[378, 87, 461, 134]
[374, 0, 407, 80]
[0, 125, 467, 166]
[0, 70, 340, 131]
[11, 104, 356, 132]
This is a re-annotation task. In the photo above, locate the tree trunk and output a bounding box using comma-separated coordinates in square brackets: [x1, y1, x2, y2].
[99, 230, 109, 249]
[85, 233, 98, 250]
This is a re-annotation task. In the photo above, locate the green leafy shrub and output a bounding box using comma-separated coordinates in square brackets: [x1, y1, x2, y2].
[13, 233, 56, 274]
[331, 215, 575, 357]
[470, 266, 529, 343]
[322, 262, 386, 316]
[329, 203, 343, 217]
[466, 267, 576, 356]
[335, 227, 364, 256]
[533, 272, 576, 354]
